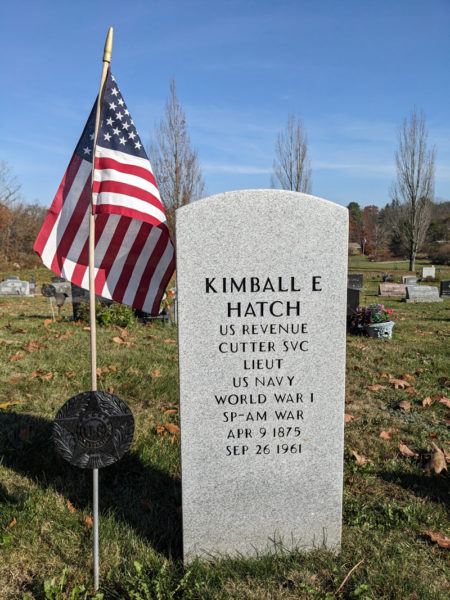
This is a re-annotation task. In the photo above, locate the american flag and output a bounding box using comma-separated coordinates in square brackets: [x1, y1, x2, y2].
[34, 70, 175, 315]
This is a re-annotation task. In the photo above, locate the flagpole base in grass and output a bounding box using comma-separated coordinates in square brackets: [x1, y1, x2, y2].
[365, 321, 394, 339]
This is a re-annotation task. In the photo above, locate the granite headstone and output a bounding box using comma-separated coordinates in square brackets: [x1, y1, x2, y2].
[378, 283, 406, 297]
[405, 285, 442, 303]
[347, 273, 363, 290]
[402, 276, 417, 285]
[347, 288, 360, 316]
[422, 266, 435, 279]
[440, 280, 450, 297]
[0, 278, 31, 296]
[176, 190, 348, 561]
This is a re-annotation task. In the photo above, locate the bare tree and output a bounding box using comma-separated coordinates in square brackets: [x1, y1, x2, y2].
[271, 113, 312, 193]
[0, 161, 22, 260]
[391, 108, 435, 271]
[149, 78, 205, 245]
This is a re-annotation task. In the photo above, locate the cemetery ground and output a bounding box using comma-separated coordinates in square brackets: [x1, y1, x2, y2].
[0, 262, 448, 600]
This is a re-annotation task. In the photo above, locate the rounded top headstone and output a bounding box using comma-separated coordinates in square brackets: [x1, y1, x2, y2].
[53, 391, 134, 469]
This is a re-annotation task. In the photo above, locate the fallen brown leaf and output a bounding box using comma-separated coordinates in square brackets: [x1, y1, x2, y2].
[366, 384, 388, 391]
[344, 414, 355, 423]
[422, 397, 434, 408]
[171, 435, 178, 445]
[155, 425, 166, 436]
[378, 372, 392, 379]
[57, 330, 71, 340]
[380, 431, 392, 440]
[10, 353, 24, 362]
[151, 369, 161, 377]
[399, 373, 415, 381]
[399, 443, 418, 458]
[84, 515, 93, 532]
[8, 376, 22, 384]
[39, 372, 53, 380]
[164, 338, 177, 344]
[111, 336, 133, 346]
[398, 400, 411, 412]
[108, 365, 117, 371]
[65, 371, 75, 378]
[44, 318, 52, 327]
[351, 449, 370, 466]
[403, 386, 417, 395]
[7, 517, 17, 529]
[390, 378, 411, 389]
[164, 423, 180, 436]
[12, 327, 27, 334]
[107, 386, 115, 394]
[164, 408, 178, 415]
[439, 396, 450, 409]
[67, 500, 77, 514]
[424, 442, 448, 475]
[83, 326, 91, 331]
[425, 530, 450, 549]
[23, 340, 46, 353]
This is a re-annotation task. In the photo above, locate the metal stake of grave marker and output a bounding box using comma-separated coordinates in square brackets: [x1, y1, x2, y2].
[88, 26, 114, 591]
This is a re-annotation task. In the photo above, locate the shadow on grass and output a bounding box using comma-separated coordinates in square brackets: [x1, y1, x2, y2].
[0, 412, 182, 559]
[378, 470, 448, 504]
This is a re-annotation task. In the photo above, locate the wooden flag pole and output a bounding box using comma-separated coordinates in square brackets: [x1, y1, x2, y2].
[89, 26, 113, 591]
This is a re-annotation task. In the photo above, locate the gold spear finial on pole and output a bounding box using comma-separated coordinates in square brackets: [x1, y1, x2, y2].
[103, 27, 113, 63]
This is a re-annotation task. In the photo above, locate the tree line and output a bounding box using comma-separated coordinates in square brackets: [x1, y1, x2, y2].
[149, 85, 446, 270]
[1, 83, 448, 271]
[0, 161, 47, 266]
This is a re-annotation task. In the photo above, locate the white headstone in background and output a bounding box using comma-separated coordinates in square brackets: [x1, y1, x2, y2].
[176, 190, 348, 561]
[422, 266, 435, 279]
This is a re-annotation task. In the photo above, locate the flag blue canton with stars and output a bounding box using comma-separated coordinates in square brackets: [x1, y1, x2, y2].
[75, 70, 148, 163]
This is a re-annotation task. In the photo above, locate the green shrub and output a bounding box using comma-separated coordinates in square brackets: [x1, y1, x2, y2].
[76, 300, 136, 328]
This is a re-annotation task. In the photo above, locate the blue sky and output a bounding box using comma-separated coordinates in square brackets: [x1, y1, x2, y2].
[1, 0, 449, 209]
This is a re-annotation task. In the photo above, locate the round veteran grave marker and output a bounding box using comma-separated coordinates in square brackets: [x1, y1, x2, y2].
[53, 391, 134, 469]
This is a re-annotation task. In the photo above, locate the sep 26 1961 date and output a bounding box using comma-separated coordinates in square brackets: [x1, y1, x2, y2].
[226, 443, 302, 456]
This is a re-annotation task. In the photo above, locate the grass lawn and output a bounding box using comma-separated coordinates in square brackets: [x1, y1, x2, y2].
[0, 264, 448, 599]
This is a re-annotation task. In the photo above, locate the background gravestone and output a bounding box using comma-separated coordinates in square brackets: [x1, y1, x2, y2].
[402, 276, 417, 285]
[347, 273, 363, 290]
[176, 190, 348, 561]
[378, 283, 406, 297]
[422, 266, 435, 279]
[0, 278, 30, 296]
[405, 285, 442, 303]
[440, 280, 450, 297]
[347, 287, 360, 317]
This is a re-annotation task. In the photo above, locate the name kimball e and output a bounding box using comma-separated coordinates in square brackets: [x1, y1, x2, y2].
[205, 275, 323, 318]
